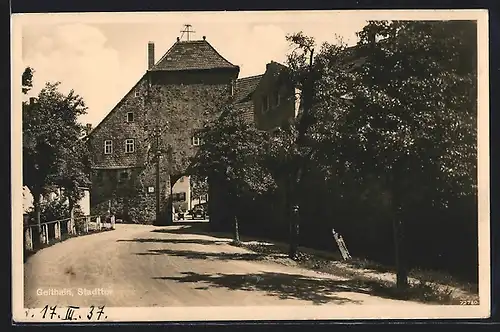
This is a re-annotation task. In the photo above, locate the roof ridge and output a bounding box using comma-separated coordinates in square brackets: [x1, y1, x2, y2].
[237, 74, 264, 81]
[151, 39, 239, 72]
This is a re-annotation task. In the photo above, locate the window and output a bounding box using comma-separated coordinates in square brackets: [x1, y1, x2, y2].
[125, 139, 135, 153]
[104, 140, 112, 154]
[261, 95, 270, 113]
[120, 171, 129, 180]
[179, 176, 184, 183]
[134, 91, 140, 97]
[127, 112, 134, 122]
[192, 136, 201, 146]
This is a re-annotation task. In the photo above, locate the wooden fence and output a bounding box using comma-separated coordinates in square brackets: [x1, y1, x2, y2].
[23, 215, 116, 251]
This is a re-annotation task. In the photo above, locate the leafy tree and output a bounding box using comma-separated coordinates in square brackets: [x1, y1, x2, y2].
[22, 67, 34, 94]
[272, 32, 350, 258]
[23, 71, 88, 233]
[310, 20, 477, 289]
[279, 21, 476, 287]
[190, 174, 208, 203]
[53, 135, 92, 222]
[191, 106, 276, 242]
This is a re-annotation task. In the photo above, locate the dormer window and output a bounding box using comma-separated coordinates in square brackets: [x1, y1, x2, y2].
[134, 91, 140, 97]
[127, 112, 134, 122]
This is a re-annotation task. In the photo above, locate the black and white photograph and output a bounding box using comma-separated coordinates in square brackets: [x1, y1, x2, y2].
[12, 10, 490, 322]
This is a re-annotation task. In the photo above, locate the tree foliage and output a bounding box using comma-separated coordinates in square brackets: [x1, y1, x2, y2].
[224, 21, 477, 283]
[190, 105, 276, 239]
[23, 71, 91, 225]
[190, 174, 209, 200]
[191, 106, 276, 198]
[284, 21, 477, 286]
[22, 67, 34, 95]
[343, 20, 477, 201]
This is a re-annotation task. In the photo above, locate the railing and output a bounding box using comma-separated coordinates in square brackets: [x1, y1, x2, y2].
[23, 215, 116, 251]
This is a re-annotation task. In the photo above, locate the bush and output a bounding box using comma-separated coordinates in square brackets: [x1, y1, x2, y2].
[26, 199, 85, 225]
[26, 199, 67, 224]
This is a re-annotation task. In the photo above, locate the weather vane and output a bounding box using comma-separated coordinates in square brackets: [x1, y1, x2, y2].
[180, 24, 195, 41]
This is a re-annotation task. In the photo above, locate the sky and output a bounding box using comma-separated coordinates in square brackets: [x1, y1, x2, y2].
[19, 11, 369, 127]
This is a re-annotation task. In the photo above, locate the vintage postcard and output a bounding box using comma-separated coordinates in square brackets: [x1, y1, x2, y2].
[11, 9, 490, 322]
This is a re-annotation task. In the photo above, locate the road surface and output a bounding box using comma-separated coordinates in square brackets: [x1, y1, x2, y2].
[24, 223, 426, 308]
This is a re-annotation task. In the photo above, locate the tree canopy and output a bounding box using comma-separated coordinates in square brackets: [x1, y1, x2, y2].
[191, 105, 276, 199]
[23, 70, 91, 225]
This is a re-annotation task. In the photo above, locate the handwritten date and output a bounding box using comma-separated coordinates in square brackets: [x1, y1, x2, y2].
[25, 305, 107, 321]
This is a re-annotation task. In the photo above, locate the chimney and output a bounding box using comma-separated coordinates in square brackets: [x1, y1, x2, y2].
[29, 97, 36, 105]
[85, 123, 92, 135]
[148, 41, 155, 70]
[177, 37, 180, 42]
[202, 36, 206, 40]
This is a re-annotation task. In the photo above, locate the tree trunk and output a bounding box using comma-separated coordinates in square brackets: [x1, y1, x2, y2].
[231, 191, 241, 243]
[288, 220, 298, 258]
[286, 47, 314, 259]
[234, 215, 240, 243]
[394, 217, 408, 290]
[285, 173, 296, 258]
[390, 172, 409, 290]
[69, 198, 75, 235]
[33, 190, 42, 244]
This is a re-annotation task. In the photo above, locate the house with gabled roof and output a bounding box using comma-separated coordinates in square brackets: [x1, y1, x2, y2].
[86, 30, 300, 226]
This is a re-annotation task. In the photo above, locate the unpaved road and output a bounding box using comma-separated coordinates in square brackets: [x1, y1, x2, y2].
[24, 223, 427, 307]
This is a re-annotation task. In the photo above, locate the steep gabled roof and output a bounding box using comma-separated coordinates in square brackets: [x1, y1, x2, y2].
[151, 39, 239, 72]
[233, 74, 264, 103]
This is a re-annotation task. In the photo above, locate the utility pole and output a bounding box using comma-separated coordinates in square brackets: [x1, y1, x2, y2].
[153, 127, 162, 224]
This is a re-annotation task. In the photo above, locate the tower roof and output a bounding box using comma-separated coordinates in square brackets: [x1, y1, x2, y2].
[151, 39, 239, 72]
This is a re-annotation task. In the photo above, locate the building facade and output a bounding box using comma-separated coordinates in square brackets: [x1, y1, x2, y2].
[87, 35, 241, 224]
[87, 31, 300, 226]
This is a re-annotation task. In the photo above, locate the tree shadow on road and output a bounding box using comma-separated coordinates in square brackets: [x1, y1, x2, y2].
[136, 248, 267, 261]
[117, 238, 229, 245]
[152, 224, 223, 237]
[153, 271, 369, 305]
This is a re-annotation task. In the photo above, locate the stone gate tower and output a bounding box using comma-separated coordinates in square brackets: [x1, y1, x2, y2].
[87, 31, 240, 225]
